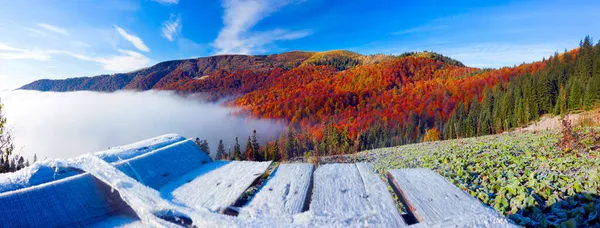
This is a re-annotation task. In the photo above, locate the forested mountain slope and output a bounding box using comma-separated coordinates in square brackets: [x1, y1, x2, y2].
[19, 37, 600, 160]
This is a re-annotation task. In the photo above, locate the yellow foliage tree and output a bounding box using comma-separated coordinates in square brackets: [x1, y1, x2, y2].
[423, 128, 441, 142]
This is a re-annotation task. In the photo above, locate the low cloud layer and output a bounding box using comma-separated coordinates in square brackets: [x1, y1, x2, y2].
[0, 90, 283, 160]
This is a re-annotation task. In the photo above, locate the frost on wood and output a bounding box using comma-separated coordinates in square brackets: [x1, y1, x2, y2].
[113, 139, 212, 189]
[0, 159, 79, 193]
[163, 160, 272, 213]
[94, 134, 186, 163]
[387, 168, 517, 227]
[0, 133, 517, 227]
[308, 163, 407, 227]
[239, 163, 314, 220]
[0, 172, 131, 227]
[70, 156, 293, 227]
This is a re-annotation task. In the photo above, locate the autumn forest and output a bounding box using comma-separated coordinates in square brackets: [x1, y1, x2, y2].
[20, 36, 600, 162]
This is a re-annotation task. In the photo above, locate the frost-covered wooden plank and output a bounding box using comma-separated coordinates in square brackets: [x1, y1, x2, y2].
[86, 215, 143, 228]
[163, 160, 272, 213]
[239, 163, 314, 219]
[409, 214, 518, 228]
[387, 168, 511, 224]
[94, 134, 186, 163]
[0, 160, 81, 193]
[309, 163, 407, 227]
[0, 173, 131, 228]
[0, 134, 189, 194]
[70, 156, 292, 228]
[113, 139, 212, 189]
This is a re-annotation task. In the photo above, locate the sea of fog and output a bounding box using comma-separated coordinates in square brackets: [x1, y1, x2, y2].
[0, 90, 284, 161]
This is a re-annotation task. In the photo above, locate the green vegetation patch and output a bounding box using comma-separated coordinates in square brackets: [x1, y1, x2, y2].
[359, 131, 600, 227]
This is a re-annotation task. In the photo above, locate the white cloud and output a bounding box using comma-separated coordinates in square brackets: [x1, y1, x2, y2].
[0, 42, 151, 72]
[114, 25, 150, 52]
[152, 0, 178, 5]
[161, 14, 182, 41]
[213, 0, 311, 54]
[66, 49, 152, 72]
[0, 43, 56, 61]
[38, 23, 70, 36]
[441, 43, 564, 68]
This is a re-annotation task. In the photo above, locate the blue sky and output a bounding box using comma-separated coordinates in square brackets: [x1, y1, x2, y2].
[0, 0, 599, 90]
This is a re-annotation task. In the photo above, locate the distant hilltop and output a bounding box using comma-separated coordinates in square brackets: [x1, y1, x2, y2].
[18, 50, 462, 93]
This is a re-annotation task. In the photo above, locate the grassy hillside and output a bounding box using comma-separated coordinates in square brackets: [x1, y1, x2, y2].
[349, 127, 600, 227]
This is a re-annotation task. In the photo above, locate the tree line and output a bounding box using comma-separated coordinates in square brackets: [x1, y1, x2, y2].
[201, 36, 600, 162]
[0, 99, 33, 173]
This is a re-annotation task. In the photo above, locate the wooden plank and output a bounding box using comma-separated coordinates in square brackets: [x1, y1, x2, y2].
[74, 156, 288, 227]
[113, 139, 212, 190]
[161, 161, 272, 213]
[309, 163, 407, 227]
[0, 173, 132, 228]
[85, 215, 144, 228]
[409, 214, 518, 228]
[94, 134, 186, 163]
[386, 168, 514, 225]
[238, 163, 314, 219]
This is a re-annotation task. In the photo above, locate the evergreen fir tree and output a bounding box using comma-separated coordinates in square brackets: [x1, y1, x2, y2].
[0, 99, 14, 173]
[286, 128, 296, 158]
[17, 156, 24, 170]
[584, 59, 600, 108]
[568, 81, 584, 110]
[216, 139, 226, 160]
[195, 138, 210, 156]
[244, 136, 254, 161]
[272, 140, 281, 161]
[251, 129, 261, 161]
[233, 137, 242, 160]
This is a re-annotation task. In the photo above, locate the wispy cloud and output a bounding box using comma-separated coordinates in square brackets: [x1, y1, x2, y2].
[161, 14, 182, 41]
[66, 49, 152, 72]
[0, 43, 56, 60]
[152, 0, 178, 5]
[440, 43, 569, 68]
[37, 23, 70, 36]
[114, 25, 150, 52]
[0, 42, 151, 72]
[213, 0, 311, 54]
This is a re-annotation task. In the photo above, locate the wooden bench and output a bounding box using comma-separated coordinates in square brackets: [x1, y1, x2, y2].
[0, 134, 517, 227]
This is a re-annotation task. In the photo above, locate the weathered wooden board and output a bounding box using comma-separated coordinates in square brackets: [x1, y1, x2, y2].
[74, 156, 288, 228]
[309, 163, 407, 227]
[0, 173, 132, 228]
[238, 163, 314, 219]
[409, 214, 518, 228]
[113, 139, 212, 190]
[387, 168, 514, 226]
[86, 215, 144, 228]
[163, 161, 272, 213]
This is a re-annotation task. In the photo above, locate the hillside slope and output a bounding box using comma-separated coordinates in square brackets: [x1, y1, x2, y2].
[19, 51, 316, 92]
[18, 37, 600, 160]
[345, 129, 600, 227]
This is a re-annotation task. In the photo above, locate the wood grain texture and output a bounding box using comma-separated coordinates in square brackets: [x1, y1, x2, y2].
[239, 163, 314, 220]
[387, 168, 516, 226]
[409, 214, 519, 228]
[309, 163, 407, 227]
[165, 161, 272, 213]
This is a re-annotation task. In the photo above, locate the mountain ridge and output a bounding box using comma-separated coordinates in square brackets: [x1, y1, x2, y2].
[18, 50, 463, 92]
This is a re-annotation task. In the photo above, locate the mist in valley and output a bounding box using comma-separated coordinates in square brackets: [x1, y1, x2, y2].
[0, 90, 284, 161]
